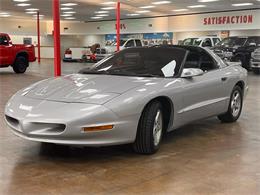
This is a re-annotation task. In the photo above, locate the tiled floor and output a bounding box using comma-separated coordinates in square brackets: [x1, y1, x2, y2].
[0, 59, 260, 195]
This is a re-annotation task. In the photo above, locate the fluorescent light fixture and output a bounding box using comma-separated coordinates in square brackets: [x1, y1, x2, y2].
[139, 5, 155, 9]
[13, 0, 29, 2]
[232, 3, 253, 6]
[95, 10, 109, 13]
[96, 14, 109, 17]
[60, 7, 73, 10]
[91, 16, 103, 19]
[26, 8, 39, 11]
[61, 3, 78, 6]
[172, 9, 189, 12]
[0, 14, 11, 17]
[101, 1, 116, 5]
[0, 12, 9, 15]
[188, 5, 206, 8]
[126, 13, 140, 16]
[26, 11, 37, 14]
[152, 1, 171, 5]
[65, 17, 76, 20]
[101, 7, 115, 10]
[16, 3, 31, 6]
[61, 14, 73, 17]
[198, 0, 219, 2]
[136, 10, 151, 13]
[63, 11, 76, 14]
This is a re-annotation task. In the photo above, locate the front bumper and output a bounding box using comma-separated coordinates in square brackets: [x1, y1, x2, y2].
[5, 95, 139, 146]
[251, 59, 260, 69]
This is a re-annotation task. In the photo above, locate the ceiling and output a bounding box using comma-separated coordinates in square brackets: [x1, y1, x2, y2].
[0, 0, 259, 22]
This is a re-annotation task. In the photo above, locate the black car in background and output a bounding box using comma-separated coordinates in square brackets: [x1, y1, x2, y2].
[213, 36, 260, 70]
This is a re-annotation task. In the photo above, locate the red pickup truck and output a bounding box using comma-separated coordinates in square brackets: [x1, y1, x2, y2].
[0, 33, 36, 73]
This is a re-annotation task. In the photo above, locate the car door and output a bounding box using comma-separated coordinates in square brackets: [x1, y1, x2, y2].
[0, 35, 12, 65]
[177, 49, 228, 125]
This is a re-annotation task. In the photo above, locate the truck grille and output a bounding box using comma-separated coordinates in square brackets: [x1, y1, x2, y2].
[96, 48, 106, 54]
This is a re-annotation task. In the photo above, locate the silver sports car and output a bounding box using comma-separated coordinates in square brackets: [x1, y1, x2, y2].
[5, 46, 248, 154]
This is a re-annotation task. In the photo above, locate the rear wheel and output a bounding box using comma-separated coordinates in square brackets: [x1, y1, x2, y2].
[133, 101, 164, 154]
[218, 86, 243, 123]
[13, 56, 28, 74]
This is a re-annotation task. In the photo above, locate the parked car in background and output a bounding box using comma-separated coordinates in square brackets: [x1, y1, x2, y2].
[213, 36, 260, 70]
[181, 36, 221, 48]
[5, 46, 248, 154]
[96, 38, 144, 61]
[0, 33, 36, 73]
[251, 47, 260, 74]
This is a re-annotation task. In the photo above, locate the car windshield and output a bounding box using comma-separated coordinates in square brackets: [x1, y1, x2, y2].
[112, 40, 127, 46]
[79, 47, 187, 78]
[216, 37, 247, 47]
[182, 38, 202, 46]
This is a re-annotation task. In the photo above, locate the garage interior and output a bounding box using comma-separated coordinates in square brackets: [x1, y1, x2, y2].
[1, 0, 260, 194]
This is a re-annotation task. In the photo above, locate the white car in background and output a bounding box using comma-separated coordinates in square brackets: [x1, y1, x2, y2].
[182, 36, 221, 48]
[96, 38, 144, 61]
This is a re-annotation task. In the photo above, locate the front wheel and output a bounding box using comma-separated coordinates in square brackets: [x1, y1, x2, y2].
[133, 101, 164, 154]
[218, 86, 243, 123]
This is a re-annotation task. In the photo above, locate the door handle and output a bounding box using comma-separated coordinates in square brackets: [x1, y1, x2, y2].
[221, 77, 228, 82]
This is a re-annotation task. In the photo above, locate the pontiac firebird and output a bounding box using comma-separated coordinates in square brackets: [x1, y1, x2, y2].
[5, 46, 248, 154]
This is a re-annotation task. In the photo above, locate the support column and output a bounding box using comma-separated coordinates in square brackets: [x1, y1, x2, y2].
[37, 11, 41, 63]
[53, 0, 61, 76]
[116, 1, 120, 52]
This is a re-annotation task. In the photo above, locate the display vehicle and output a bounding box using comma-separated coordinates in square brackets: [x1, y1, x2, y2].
[251, 47, 260, 74]
[181, 36, 221, 48]
[5, 46, 248, 154]
[0, 33, 36, 73]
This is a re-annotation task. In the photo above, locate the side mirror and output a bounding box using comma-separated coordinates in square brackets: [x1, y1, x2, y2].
[181, 68, 204, 78]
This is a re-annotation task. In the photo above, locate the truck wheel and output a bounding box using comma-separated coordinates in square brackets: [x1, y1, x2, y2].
[253, 69, 260, 75]
[218, 85, 243, 123]
[13, 56, 28, 74]
[133, 101, 164, 154]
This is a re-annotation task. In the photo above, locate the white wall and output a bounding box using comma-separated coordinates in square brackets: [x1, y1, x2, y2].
[229, 29, 260, 36]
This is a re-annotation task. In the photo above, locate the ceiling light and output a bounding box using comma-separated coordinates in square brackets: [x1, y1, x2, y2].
[61, 14, 73, 17]
[61, 3, 78, 6]
[126, 13, 140, 16]
[13, 0, 29, 2]
[91, 16, 103, 19]
[101, 1, 116, 5]
[188, 5, 206, 8]
[152, 1, 171, 5]
[0, 12, 9, 15]
[172, 9, 189, 12]
[26, 11, 37, 14]
[26, 8, 39, 11]
[101, 7, 115, 10]
[16, 3, 31, 6]
[0, 14, 11, 17]
[232, 3, 253, 6]
[65, 17, 76, 20]
[95, 10, 109, 13]
[139, 5, 155, 9]
[96, 14, 109, 17]
[60, 7, 73, 10]
[136, 10, 151, 13]
[198, 0, 219, 2]
[63, 11, 76, 14]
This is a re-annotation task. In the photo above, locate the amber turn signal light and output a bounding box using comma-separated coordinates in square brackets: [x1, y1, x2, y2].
[82, 125, 114, 132]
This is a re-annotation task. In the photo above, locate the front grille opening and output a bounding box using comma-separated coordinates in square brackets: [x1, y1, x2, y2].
[29, 123, 66, 135]
[5, 115, 19, 127]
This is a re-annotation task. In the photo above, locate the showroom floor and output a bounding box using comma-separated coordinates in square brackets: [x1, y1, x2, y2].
[0, 59, 260, 195]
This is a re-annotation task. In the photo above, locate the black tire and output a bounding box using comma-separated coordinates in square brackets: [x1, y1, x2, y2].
[133, 101, 164, 154]
[218, 85, 243, 123]
[13, 56, 28, 74]
[253, 68, 260, 75]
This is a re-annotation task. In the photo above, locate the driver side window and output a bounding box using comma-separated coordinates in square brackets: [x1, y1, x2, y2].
[184, 50, 218, 72]
[0, 36, 8, 46]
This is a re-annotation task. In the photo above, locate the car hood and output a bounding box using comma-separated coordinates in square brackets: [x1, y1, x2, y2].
[24, 74, 153, 105]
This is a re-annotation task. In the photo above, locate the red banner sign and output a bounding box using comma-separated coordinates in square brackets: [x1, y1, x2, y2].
[203, 15, 253, 25]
